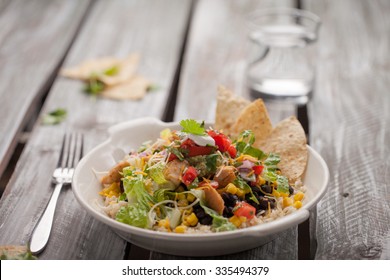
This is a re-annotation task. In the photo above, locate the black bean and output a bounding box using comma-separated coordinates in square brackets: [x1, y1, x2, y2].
[199, 215, 213, 225]
[289, 185, 295, 195]
[221, 192, 239, 207]
[195, 209, 206, 219]
[258, 197, 276, 210]
[223, 206, 234, 218]
[260, 184, 272, 194]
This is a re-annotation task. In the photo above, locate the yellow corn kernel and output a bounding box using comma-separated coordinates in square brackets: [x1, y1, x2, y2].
[229, 216, 247, 228]
[280, 192, 289, 198]
[176, 193, 186, 201]
[226, 183, 238, 195]
[283, 197, 293, 208]
[235, 188, 245, 197]
[174, 225, 187, 233]
[294, 191, 305, 201]
[229, 216, 242, 227]
[272, 190, 280, 198]
[186, 193, 196, 203]
[257, 176, 266, 185]
[177, 199, 188, 207]
[185, 213, 199, 227]
[158, 219, 170, 229]
[293, 201, 303, 209]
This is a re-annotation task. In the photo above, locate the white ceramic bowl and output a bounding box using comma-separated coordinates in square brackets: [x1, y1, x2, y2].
[72, 117, 329, 256]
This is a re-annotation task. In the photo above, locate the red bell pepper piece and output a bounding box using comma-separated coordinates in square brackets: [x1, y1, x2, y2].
[227, 144, 237, 158]
[252, 165, 264, 175]
[182, 166, 198, 186]
[207, 130, 231, 152]
[233, 201, 256, 220]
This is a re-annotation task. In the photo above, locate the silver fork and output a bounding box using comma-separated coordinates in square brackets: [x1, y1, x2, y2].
[29, 133, 83, 255]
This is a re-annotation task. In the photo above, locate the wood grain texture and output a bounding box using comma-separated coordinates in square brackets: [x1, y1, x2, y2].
[174, 0, 296, 124]
[151, 0, 299, 260]
[0, 0, 91, 178]
[304, 0, 390, 259]
[0, 0, 192, 259]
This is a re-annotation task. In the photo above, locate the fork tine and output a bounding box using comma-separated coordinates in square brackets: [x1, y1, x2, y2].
[63, 133, 73, 168]
[71, 133, 83, 167]
[79, 134, 84, 159]
[56, 134, 67, 168]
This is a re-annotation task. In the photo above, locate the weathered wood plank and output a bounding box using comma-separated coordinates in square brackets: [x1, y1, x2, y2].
[151, 0, 299, 260]
[0, 0, 91, 178]
[0, 0, 192, 259]
[304, 0, 390, 259]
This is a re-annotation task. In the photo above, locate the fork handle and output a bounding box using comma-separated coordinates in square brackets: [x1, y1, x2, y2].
[30, 183, 63, 254]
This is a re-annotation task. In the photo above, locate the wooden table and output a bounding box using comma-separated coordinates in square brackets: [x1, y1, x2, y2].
[0, 0, 389, 260]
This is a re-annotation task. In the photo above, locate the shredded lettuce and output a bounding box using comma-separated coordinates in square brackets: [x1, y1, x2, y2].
[264, 153, 281, 170]
[116, 175, 155, 228]
[148, 162, 166, 185]
[116, 204, 149, 228]
[263, 170, 290, 194]
[276, 175, 290, 194]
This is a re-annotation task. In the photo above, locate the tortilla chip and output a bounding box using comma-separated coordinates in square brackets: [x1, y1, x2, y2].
[231, 99, 273, 146]
[61, 53, 139, 86]
[260, 116, 308, 183]
[99, 54, 140, 86]
[215, 86, 250, 136]
[101, 75, 151, 100]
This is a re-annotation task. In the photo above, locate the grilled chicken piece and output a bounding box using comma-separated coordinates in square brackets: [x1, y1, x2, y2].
[214, 166, 236, 188]
[163, 159, 189, 186]
[200, 184, 225, 215]
[101, 161, 130, 185]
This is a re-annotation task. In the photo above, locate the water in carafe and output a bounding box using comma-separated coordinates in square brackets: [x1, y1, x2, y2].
[247, 24, 317, 104]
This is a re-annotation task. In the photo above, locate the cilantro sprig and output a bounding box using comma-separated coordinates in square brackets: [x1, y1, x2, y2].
[179, 119, 206, 135]
[42, 108, 67, 125]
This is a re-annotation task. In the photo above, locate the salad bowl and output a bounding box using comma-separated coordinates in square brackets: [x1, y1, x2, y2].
[72, 117, 329, 256]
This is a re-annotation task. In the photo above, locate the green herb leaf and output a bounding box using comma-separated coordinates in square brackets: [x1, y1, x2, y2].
[147, 84, 160, 92]
[166, 146, 185, 161]
[84, 79, 105, 95]
[205, 154, 221, 174]
[179, 119, 206, 135]
[42, 108, 67, 125]
[103, 65, 120, 76]
[234, 130, 266, 160]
